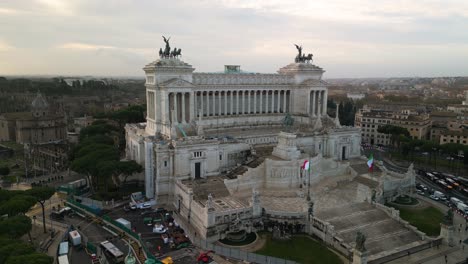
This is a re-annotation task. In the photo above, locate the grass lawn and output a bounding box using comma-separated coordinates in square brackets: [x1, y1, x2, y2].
[255, 234, 343, 264]
[390, 205, 444, 236]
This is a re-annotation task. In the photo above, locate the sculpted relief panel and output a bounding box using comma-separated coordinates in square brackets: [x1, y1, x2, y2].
[269, 167, 298, 179]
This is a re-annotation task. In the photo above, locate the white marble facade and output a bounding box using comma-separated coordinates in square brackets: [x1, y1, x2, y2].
[125, 54, 362, 203]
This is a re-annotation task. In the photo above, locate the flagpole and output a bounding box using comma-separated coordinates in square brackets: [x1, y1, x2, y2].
[307, 159, 311, 201]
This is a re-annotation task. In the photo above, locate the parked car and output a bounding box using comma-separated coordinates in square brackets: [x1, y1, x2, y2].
[461, 188, 468, 195]
[50, 211, 65, 220]
[140, 202, 152, 209]
[153, 224, 167, 234]
[429, 195, 440, 201]
[419, 184, 428, 191]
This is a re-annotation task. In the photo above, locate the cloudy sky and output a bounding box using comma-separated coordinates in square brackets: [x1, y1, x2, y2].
[1, 0, 468, 78]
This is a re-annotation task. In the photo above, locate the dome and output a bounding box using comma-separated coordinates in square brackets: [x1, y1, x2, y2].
[31, 92, 48, 110]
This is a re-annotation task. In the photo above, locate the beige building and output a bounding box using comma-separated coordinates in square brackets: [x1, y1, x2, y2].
[437, 120, 468, 145]
[0, 93, 67, 144]
[355, 106, 431, 145]
[440, 130, 468, 145]
[0, 93, 68, 173]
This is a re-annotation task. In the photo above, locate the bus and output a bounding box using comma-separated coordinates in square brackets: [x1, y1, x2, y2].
[58, 255, 69, 264]
[100, 240, 124, 263]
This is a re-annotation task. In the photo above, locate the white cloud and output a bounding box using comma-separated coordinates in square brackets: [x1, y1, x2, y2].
[35, 0, 75, 16]
[0, 0, 467, 77]
[59, 42, 115, 51]
[0, 7, 20, 14]
[0, 40, 15, 51]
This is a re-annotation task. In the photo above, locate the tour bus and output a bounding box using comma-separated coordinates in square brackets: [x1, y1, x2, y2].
[100, 240, 124, 263]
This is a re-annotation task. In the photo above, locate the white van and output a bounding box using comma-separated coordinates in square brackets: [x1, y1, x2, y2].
[457, 203, 468, 214]
[450, 197, 462, 206]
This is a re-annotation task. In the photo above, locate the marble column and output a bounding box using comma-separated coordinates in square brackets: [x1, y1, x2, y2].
[317, 91, 322, 116]
[201, 92, 204, 117]
[206, 92, 210, 116]
[247, 90, 252, 114]
[212, 91, 216, 116]
[277, 91, 281, 113]
[283, 91, 287, 113]
[218, 91, 221, 116]
[260, 90, 263, 113]
[174, 93, 179, 123]
[312, 91, 316, 116]
[254, 91, 257, 114]
[189, 92, 194, 122]
[230, 91, 233, 115]
[322, 90, 328, 116]
[181, 92, 186, 123]
[266, 90, 269, 113]
[236, 91, 239, 115]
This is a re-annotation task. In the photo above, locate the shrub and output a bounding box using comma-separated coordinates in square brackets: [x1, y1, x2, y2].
[0, 166, 10, 176]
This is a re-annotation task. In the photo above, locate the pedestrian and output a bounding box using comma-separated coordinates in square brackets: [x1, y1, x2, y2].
[460, 239, 463, 245]
[407, 251, 410, 257]
[445, 254, 448, 264]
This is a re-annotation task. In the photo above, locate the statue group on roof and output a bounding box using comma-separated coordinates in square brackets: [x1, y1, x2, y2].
[159, 36, 182, 59]
[294, 44, 313, 63]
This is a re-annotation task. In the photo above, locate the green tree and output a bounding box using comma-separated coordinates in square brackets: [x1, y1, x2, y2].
[71, 144, 120, 191]
[377, 125, 410, 148]
[0, 239, 35, 264]
[118, 160, 143, 184]
[5, 253, 53, 264]
[25, 187, 55, 234]
[0, 215, 32, 239]
[0, 167, 10, 176]
[0, 195, 36, 217]
[96, 160, 120, 192]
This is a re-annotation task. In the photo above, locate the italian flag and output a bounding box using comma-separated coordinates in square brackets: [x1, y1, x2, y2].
[367, 153, 374, 171]
[301, 160, 310, 171]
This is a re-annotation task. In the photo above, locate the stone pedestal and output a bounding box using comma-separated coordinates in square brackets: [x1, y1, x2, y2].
[272, 132, 301, 160]
[352, 250, 368, 264]
[440, 223, 455, 247]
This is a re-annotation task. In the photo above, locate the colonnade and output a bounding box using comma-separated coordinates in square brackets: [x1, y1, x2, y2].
[194, 90, 290, 117]
[310, 90, 327, 117]
[166, 89, 325, 124]
[168, 92, 191, 123]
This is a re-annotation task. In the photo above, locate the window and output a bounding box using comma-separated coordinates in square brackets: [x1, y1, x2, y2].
[219, 154, 222, 161]
[194, 151, 202, 158]
[164, 161, 168, 167]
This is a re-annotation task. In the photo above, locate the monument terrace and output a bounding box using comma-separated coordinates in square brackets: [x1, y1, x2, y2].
[124, 37, 436, 263]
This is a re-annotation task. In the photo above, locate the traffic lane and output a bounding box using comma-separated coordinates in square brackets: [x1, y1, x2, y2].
[65, 213, 130, 258]
[417, 174, 468, 202]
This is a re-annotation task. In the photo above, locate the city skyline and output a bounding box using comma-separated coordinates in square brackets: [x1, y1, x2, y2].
[1, 0, 468, 78]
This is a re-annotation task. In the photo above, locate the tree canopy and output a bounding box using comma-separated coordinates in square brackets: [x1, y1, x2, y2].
[0, 215, 32, 239]
[377, 124, 410, 147]
[0, 190, 53, 264]
[70, 119, 142, 193]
